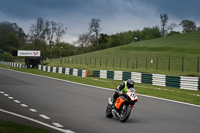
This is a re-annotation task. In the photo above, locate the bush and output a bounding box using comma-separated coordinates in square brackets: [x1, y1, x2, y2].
[4, 52, 15, 62]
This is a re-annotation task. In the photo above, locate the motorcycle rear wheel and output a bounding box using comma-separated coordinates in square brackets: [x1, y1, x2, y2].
[120, 105, 131, 122]
[105, 104, 113, 118]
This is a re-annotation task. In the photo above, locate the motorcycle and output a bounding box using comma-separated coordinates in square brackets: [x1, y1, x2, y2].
[105, 88, 138, 122]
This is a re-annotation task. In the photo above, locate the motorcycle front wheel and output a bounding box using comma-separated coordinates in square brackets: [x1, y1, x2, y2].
[105, 104, 113, 118]
[120, 105, 131, 122]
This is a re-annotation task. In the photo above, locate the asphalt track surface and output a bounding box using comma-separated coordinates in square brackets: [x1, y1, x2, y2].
[0, 68, 200, 133]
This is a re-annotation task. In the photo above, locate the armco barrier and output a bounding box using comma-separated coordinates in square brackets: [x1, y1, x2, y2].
[38, 65, 88, 77]
[93, 70, 200, 91]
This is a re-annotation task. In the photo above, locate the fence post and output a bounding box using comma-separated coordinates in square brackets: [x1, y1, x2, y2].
[168, 56, 170, 71]
[156, 57, 158, 70]
[136, 57, 138, 68]
[182, 57, 184, 72]
[87, 58, 88, 66]
[127, 58, 129, 68]
[113, 58, 114, 68]
[120, 58, 121, 68]
[106, 58, 108, 67]
[197, 56, 199, 73]
[146, 57, 147, 70]
[100, 57, 102, 67]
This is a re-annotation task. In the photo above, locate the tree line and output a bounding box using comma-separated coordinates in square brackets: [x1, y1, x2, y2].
[0, 14, 199, 61]
[75, 13, 199, 53]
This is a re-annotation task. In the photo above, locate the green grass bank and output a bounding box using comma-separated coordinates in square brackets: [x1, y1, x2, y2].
[46, 31, 200, 77]
[0, 121, 51, 133]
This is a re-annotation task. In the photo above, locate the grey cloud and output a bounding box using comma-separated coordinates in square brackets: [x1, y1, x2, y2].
[140, 0, 200, 21]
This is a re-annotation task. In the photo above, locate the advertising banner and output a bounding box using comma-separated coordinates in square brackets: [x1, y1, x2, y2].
[17, 50, 41, 57]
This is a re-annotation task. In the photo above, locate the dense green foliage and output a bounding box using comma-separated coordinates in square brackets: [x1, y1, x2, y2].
[0, 21, 26, 53]
[93, 27, 161, 51]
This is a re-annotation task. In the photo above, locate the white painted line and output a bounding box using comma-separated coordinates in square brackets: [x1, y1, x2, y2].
[2, 67, 200, 108]
[14, 100, 21, 103]
[39, 114, 50, 120]
[29, 109, 37, 112]
[21, 104, 28, 107]
[0, 91, 4, 94]
[66, 130, 75, 133]
[138, 94, 200, 108]
[0, 108, 74, 133]
[8, 97, 14, 99]
[4, 94, 8, 96]
[52, 123, 63, 128]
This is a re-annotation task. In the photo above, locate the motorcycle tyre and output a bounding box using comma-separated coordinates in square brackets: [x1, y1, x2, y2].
[105, 104, 113, 118]
[120, 106, 131, 122]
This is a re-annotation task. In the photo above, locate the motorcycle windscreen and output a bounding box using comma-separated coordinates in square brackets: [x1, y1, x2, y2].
[115, 97, 125, 109]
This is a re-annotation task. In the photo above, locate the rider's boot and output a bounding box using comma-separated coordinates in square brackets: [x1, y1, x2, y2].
[108, 98, 113, 105]
[108, 98, 116, 105]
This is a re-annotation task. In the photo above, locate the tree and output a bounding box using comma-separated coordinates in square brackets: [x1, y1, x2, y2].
[167, 31, 181, 36]
[55, 23, 67, 43]
[17, 27, 27, 46]
[5, 32, 19, 48]
[160, 13, 168, 37]
[0, 21, 26, 52]
[29, 17, 67, 47]
[76, 32, 91, 49]
[166, 23, 177, 31]
[45, 20, 57, 47]
[89, 18, 101, 46]
[142, 26, 161, 40]
[179, 19, 196, 33]
[98, 33, 108, 49]
[107, 34, 123, 48]
[29, 16, 46, 40]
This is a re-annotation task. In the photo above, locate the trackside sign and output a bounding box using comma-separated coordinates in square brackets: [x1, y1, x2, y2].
[17, 50, 41, 57]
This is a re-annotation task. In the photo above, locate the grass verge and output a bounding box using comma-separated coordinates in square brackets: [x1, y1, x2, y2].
[0, 65, 200, 106]
[0, 121, 51, 133]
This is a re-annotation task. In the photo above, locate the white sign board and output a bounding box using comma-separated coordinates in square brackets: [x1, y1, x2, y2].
[17, 50, 41, 57]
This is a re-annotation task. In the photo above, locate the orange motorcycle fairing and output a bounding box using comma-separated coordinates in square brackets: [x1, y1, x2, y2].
[115, 97, 125, 109]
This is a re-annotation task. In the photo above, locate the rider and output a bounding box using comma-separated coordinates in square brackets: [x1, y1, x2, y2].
[109, 79, 135, 105]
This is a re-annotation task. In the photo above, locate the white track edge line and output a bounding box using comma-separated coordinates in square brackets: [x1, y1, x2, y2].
[0, 108, 74, 133]
[1, 67, 200, 108]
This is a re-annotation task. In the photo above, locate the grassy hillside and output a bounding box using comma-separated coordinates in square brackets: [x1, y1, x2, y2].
[46, 31, 200, 76]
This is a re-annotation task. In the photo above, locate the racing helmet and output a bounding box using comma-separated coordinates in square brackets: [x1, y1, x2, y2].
[127, 79, 134, 89]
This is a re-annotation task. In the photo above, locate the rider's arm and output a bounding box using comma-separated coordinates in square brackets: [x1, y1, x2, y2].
[117, 82, 125, 91]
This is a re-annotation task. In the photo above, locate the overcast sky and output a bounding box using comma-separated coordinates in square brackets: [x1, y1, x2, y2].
[0, 0, 200, 43]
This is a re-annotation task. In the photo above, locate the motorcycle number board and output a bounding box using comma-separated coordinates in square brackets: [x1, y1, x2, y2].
[127, 92, 138, 101]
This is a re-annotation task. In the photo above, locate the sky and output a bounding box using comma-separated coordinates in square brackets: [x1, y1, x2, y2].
[0, 0, 200, 43]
